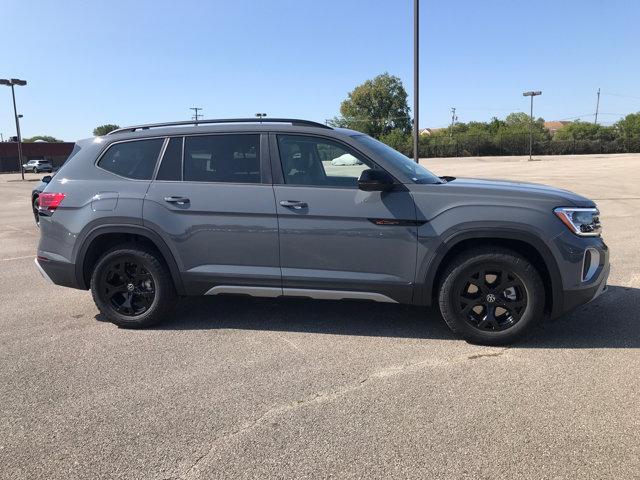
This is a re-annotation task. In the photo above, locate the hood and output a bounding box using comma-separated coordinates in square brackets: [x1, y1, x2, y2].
[439, 177, 595, 207]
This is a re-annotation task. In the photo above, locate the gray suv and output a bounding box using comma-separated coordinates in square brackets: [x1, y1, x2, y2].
[35, 118, 609, 344]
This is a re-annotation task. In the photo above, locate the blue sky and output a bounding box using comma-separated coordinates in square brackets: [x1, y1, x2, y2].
[2, 0, 639, 141]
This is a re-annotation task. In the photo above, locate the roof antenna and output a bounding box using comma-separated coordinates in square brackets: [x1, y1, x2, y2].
[255, 113, 267, 123]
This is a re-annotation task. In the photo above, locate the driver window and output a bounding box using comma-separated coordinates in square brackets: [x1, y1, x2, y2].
[277, 135, 375, 187]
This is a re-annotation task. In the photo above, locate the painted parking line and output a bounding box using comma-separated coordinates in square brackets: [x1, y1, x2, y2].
[0, 255, 34, 262]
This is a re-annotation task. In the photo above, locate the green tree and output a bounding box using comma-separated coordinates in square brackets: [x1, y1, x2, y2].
[23, 135, 63, 143]
[498, 112, 550, 141]
[379, 129, 411, 154]
[93, 124, 120, 136]
[553, 121, 615, 141]
[614, 112, 640, 138]
[329, 73, 411, 138]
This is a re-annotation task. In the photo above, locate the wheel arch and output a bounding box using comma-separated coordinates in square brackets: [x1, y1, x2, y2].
[418, 228, 563, 317]
[74, 225, 186, 295]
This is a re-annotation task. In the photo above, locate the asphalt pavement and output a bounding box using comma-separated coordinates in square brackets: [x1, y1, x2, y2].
[1, 155, 638, 479]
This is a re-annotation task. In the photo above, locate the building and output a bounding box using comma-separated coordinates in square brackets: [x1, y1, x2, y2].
[0, 142, 75, 172]
[419, 127, 444, 135]
[544, 121, 572, 135]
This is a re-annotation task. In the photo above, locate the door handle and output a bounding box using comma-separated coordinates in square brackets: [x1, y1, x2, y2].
[164, 196, 190, 205]
[279, 200, 308, 210]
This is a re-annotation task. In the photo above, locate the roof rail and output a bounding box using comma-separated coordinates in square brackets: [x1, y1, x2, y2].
[106, 118, 332, 135]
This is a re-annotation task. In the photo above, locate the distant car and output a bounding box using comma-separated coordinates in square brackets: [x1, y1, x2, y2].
[31, 173, 55, 226]
[23, 159, 53, 173]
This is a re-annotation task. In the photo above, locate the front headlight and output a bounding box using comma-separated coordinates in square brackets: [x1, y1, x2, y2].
[554, 207, 602, 236]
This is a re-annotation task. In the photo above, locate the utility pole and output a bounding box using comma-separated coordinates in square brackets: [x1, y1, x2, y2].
[522, 90, 542, 161]
[190, 107, 203, 125]
[412, 0, 419, 163]
[594, 88, 601, 124]
[450, 107, 457, 136]
[1, 78, 27, 179]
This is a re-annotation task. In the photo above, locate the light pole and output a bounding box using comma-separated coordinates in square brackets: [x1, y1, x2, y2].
[255, 113, 267, 123]
[413, 0, 419, 163]
[522, 90, 542, 161]
[1, 78, 27, 179]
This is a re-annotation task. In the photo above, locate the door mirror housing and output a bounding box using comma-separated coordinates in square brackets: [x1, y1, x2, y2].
[41, 175, 52, 184]
[358, 169, 395, 192]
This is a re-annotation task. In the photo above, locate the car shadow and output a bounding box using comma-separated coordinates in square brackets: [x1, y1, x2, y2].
[135, 285, 640, 348]
[153, 295, 455, 340]
[519, 285, 639, 349]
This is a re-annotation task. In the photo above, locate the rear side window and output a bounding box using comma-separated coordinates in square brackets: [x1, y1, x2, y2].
[156, 137, 183, 181]
[98, 139, 164, 180]
[183, 134, 260, 183]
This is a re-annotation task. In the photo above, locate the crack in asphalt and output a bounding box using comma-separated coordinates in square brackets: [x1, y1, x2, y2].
[179, 348, 507, 479]
[467, 348, 509, 360]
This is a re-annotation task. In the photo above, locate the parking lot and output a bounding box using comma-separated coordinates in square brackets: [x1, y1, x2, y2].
[1, 153, 639, 479]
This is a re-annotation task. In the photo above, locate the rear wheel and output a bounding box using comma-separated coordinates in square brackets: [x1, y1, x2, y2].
[32, 196, 40, 226]
[438, 248, 544, 345]
[90, 245, 176, 328]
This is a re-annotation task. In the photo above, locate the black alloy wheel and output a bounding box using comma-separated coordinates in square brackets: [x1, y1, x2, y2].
[91, 245, 177, 328]
[438, 248, 545, 345]
[100, 256, 156, 316]
[454, 268, 528, 332]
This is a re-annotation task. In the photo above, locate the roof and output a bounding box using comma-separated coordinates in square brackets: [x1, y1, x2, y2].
[544, 121, 572, 132]
[419, 128, 443, 135]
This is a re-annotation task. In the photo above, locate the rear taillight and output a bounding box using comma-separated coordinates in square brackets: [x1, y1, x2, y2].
[39, 192, 65, 212]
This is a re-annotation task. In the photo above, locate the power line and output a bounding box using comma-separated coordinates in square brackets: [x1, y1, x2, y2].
[600, 92, 640, 100]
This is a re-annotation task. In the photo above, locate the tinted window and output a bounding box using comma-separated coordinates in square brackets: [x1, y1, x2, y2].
[98, 139, 164, 180]
[156, 137, 183, 181]
[350, 134, 442, 184]
[277, 135, 378, 187]
[184, 134, 260, 183]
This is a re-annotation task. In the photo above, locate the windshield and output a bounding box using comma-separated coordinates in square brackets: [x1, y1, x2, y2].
[350, 134, 442, 184]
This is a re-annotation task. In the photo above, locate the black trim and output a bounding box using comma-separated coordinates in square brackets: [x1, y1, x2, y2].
[108, 118, 332, 135]
[415, 227, 564, 318]
[74, 224, 186, 295]
[368, 218, 426, 226]
[38, 258, 78, 289]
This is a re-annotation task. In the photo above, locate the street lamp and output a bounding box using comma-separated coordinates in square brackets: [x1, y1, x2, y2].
[522, 90, 542, 161]
[1, 78, 28, 179]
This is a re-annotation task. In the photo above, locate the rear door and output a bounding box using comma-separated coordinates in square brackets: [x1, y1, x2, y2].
[271, 133, 418, 303]
[143, 133, 281, 295]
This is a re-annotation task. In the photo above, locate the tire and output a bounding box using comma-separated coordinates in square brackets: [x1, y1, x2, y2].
[90, 244, 176, 328]
[33, 196, 40, 227]
[438, 247, 545, 345]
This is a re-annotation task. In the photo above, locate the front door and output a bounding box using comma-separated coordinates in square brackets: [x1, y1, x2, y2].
[271, 133, 418, 303]
[143, 133, 281, 295]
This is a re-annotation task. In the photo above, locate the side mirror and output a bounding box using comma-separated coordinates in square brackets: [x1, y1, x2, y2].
[358, 169, 395, 192]
[41, 175, 52, 183]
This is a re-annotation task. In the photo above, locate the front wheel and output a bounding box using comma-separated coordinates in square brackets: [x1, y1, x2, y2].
[90, 245, 176, 328]
[438, 248, 545, 345]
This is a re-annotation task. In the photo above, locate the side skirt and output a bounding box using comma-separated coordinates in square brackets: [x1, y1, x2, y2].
[204, 285, 398, 303]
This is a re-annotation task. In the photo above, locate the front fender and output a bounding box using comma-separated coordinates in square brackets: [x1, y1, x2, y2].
[414, 222, 564, 318]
